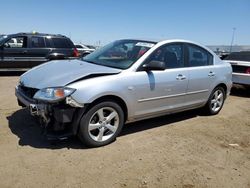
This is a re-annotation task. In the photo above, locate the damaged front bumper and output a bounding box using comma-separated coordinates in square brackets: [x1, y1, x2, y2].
[15, 86, 84, 140]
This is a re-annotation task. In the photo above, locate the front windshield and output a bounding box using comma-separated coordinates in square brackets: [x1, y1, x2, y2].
[82, 40, 156, 69]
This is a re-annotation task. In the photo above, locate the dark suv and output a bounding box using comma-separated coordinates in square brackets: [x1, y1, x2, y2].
[0, 32, 79, 70]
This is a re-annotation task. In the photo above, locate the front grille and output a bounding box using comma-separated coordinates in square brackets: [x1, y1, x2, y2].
[19, 85, 39, 98]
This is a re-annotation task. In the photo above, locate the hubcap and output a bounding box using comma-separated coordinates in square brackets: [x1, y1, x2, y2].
[88, 107, 119, 142]
[211, 90, 224, 113]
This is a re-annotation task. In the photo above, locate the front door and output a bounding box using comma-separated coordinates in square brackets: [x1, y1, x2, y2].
[130, 43, 189, 119]
[1, 36, 29, 69]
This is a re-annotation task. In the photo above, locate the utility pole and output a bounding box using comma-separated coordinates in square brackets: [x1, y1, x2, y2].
[229, 27, 236, 53]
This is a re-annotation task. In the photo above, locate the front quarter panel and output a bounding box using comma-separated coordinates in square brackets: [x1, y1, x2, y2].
[67, 73, 135, 119]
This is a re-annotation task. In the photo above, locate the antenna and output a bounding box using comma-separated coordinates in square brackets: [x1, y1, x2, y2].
[229, 27, 236, 53]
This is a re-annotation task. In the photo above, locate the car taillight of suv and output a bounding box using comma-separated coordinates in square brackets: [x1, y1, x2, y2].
[73, 48, 80, 57]
[246, 67, 250, 74]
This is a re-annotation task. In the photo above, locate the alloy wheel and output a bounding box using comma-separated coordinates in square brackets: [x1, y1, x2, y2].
[88, 107, 119, 142]
[210, 89, 224, 113]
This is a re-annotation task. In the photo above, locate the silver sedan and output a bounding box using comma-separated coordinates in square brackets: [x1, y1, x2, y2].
[15, 39, 232, 147]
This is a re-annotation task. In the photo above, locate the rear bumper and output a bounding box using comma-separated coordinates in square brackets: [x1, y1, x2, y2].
[232, 73, 250, 86]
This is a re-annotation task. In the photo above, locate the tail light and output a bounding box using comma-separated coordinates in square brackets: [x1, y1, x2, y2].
[246, 67, 250, 74]
[73, 48, 80, 57]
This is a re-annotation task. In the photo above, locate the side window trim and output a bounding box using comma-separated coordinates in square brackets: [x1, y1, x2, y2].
[183, 43, 189, 67]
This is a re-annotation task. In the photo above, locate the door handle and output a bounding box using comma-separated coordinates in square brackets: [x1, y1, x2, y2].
[176, 74, 186, 80]
[22, 50, 28, 54]
[208, 71, 215, 77]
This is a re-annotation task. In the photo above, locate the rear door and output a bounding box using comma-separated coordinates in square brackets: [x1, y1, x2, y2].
[185, 44, 215, 106]
[27, 36, 51, 68]
[1, 36, 29, 69]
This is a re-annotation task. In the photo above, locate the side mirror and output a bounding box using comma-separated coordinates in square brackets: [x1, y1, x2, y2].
[142, 60, 165, 71]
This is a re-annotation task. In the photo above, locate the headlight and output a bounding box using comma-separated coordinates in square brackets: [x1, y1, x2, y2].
[34, 87, 76, 102]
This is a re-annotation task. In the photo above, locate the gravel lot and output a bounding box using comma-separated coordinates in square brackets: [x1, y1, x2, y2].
[0, 74, 250, 188]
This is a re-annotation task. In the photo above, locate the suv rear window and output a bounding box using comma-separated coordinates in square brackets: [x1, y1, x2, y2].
[51, 38, 73, 48]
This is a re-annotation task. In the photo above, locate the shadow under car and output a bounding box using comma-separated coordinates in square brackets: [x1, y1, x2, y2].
[8, 108, 199, 149]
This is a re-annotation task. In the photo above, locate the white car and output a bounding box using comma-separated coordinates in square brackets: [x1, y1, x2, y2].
[74, 44, 95, 57]
[224, 51, 250, 86]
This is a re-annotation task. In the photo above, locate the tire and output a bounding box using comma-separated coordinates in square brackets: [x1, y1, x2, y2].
[78, 101, 124, 147]
[82, 53, 90, 57]
[204, 86, 225, 115]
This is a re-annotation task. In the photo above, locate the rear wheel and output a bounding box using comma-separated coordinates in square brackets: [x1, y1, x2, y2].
[82, 52, 90, 57]
[204, 87, 225, 115]
[78, 101, 124, 147]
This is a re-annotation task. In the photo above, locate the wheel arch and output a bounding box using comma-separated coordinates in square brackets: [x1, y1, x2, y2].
[72, 95, 128, 135]
[89, 95, 128, 122]
[215, 83, 227, 96]
[205, 82, 228, 106]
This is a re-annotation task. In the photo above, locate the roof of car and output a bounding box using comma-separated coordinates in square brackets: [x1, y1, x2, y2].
[121, 38, 204, 44]
[8, 32, 68, 38]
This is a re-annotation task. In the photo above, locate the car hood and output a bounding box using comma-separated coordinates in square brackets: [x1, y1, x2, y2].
[20, 59, 121, 89]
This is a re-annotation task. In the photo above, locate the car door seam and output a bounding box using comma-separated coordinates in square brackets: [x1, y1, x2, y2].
[138, 89, 208, 103]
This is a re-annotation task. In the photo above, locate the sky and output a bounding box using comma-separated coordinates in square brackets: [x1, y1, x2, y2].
[0, 0, 249, 46]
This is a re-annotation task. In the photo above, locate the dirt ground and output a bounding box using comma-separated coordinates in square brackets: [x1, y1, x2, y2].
[0, 74, 250, 188]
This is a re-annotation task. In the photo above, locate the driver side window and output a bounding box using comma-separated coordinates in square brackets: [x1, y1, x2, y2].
[4, 36, 27, 48]
[144, 43, 184, 69]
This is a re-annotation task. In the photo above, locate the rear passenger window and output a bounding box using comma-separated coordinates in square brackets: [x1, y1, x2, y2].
[31, 37, 45, 48]
[188, 45, 213, 67]
[51, 38, 72, 48]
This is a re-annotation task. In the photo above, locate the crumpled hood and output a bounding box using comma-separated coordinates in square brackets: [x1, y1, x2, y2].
[20, 59, 121, 89]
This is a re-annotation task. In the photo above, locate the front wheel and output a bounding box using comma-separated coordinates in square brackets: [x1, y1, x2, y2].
[78, 101, 124, 147]
[204, 87, 225, 115]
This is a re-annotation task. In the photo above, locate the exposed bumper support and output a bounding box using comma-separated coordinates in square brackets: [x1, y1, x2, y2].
[15, 86, 79, 140]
